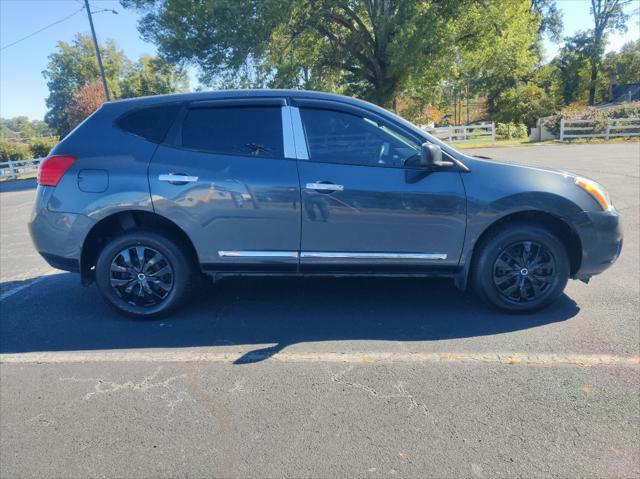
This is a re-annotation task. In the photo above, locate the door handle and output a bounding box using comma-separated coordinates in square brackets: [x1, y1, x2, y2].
[305, 182, 344, 192]
[158, 173, 199, 184]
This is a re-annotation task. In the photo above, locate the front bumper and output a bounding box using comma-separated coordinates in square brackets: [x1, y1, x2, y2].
[573, 209, 623, 280]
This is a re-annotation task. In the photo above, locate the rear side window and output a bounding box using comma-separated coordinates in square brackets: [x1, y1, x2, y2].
[117, 103, 180, 143]
[181, 106, 283, 158]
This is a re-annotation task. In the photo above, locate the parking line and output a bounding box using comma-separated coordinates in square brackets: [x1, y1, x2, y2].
[1, 350, 638, 367]
[0, 270, 58, 301]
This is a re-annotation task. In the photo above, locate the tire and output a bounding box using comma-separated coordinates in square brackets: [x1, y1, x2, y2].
[471, 223, 570, 313]
[95, 229, 195, 318]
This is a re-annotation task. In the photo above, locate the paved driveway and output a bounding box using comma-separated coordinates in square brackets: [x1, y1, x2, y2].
[1, 143, 638, 478]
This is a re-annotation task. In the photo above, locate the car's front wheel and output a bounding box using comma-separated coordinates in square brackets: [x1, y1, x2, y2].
[472, 224, 570, 313]
[95, 230, 195, 318]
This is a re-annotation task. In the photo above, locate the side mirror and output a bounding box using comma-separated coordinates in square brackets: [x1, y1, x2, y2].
[419, 143, 453, 170]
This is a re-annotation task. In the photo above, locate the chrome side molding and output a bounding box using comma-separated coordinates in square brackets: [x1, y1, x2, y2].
[300, 252, 448, 260]
[218, 251, 299, 258]
[218, 251, 447, 260]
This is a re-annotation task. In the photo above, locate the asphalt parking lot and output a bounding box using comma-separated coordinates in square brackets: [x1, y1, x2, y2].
[1, 142, 638, 478]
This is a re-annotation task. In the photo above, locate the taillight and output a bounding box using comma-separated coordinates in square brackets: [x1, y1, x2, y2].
[37, 155, 76, 186]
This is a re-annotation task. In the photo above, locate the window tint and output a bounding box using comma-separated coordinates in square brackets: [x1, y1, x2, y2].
[181, 106, 283, 158]
[117, 103, 180, 143]
[300, 108, 419, 167]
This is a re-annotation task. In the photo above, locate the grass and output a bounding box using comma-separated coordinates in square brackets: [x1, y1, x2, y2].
[453, 137, 639, 149]
[0, 173, 36, 182]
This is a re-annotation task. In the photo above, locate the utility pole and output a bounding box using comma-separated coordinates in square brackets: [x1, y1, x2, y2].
[84, 0, 110, 101]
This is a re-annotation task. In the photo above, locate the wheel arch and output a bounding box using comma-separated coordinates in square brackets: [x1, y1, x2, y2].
[80, 210, 199, 285]
[455, 210, 582, 290]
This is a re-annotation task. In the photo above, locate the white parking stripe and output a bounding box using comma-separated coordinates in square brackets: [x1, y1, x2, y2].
[1, 350, 638, 367]
[0, 270, 58, 301]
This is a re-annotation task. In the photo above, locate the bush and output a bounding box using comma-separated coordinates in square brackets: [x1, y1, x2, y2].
[0, 141, 31, 162]
[546, 101, 640, 137]
[493, 84, 556, 128]
[28, 136, 58, 158]
[496, 122, 528, 139]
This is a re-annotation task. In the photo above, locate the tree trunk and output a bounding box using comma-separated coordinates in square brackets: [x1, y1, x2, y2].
[588, 59, 598, 105]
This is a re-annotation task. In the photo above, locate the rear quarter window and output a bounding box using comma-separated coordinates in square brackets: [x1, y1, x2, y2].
[116, 103, 181, 143]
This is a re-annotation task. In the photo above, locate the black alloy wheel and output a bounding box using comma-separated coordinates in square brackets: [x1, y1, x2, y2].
[95, 230, 194, 318]
[492, 240, 556, 304]
[109, 246, 174, 307]
[472, 223, 570, 313]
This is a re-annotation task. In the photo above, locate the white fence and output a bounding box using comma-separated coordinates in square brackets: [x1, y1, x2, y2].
[422, 123, 495, 143]
[0, 158, 43, 179]
[560, 118, 640, 141]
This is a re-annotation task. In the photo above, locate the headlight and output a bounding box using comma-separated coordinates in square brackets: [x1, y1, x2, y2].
[574, 176, 613, 211]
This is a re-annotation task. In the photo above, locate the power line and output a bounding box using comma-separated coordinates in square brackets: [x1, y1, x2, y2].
[0, 6, 85, 51]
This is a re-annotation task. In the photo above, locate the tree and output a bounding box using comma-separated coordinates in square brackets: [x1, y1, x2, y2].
[1, 116, 34, 141]
[585, 0, 632, 104]
[602, 39, 640, 84]
[43, 34, 188, 136]
[28, 137, 58, 158]
[121, 54, 189, 98]
[531, 0, 563, 42]
[453, 0, 543, 116]
[493, 84, 555, 127]
[554, 32, 593, 104]
[122, 0, 552, 111]
[43, 34, 128, 137]
[65, 80, 106, 130]
[121, 0, 288, 87]
[0, 141, 31, 162]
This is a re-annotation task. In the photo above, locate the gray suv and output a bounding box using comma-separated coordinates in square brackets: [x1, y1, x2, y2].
[29, 90, 622, 317]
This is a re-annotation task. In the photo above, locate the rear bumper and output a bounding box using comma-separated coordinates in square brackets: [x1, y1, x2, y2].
[39, 253, 80, 272]
[573, 209, 623, 280]
[28, 186, 95, 273]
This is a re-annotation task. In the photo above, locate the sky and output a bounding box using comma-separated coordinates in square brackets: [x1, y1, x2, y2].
[1, 0, 639, 121]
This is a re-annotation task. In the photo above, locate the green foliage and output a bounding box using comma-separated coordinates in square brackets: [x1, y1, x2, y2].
[0, 141, 31, 162]
[545, 101, 640, 136]
[493, 84, 556, 128]
[121, 55, 189, 98]
[43, 33, 188, 137]
[602, 39, 640, 85]
[43, 34, 128, 137]
[1, 117, 54, 142]
[28, 137, 58, 158]
[496, 122, 528, 139]
[454, 0, 542, 114]
[584, 0, 633, 104]
[531, 0, 563, 42]
[121, 0, 552, 110]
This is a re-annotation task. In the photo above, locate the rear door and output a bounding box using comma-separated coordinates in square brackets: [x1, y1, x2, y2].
[148, 98, 301, 271]
[293, 101, 466, 272]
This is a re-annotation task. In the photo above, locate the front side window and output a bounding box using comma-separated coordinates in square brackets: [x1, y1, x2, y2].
[181, 106, 284, 158]
[300, 108, 420, 167]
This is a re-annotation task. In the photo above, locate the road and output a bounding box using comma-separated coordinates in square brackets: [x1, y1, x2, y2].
[1, 143, 639, 478]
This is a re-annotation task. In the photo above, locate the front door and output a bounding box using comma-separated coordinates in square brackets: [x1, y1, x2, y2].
[295, 104, 466, 272]
[148, 99, 301, 271]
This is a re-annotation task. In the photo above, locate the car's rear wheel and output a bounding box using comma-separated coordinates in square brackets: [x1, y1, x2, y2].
[95, 230, 195, 318]
[472, 224, 570, 313]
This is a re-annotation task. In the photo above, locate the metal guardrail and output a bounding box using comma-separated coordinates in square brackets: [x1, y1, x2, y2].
[422, 123, 495, 143]
[0, 158, 43, 179]
[560, 118, 640, 141]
